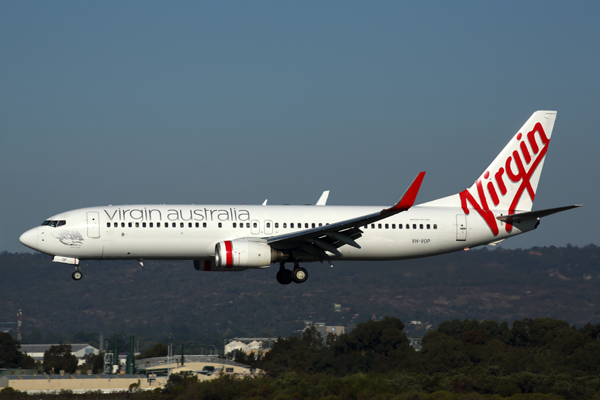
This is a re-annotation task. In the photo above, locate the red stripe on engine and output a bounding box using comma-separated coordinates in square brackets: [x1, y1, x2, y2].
[225, 241, 233, 267]
[204, 260, 211, 271]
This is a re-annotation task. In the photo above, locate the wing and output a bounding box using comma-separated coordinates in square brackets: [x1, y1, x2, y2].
[267, 172, 426, 261]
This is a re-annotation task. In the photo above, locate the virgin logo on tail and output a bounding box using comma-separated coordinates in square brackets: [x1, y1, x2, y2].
[459, 122, 550, 235]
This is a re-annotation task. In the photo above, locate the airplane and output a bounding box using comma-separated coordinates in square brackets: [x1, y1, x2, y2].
[20, 111, 580, 284]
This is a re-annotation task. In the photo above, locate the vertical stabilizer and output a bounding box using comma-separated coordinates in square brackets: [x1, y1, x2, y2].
[465, 110, 556, 213]
[421, 111, 557, 235]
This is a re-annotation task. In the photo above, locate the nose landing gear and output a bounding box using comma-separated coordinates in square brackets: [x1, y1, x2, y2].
[72, 266, 82, 281]
[276, 262, 308, 285]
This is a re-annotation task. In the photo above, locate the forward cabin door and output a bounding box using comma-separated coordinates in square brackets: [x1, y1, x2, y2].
[87, 211, 100, 238]
[456, 214, 467, 241]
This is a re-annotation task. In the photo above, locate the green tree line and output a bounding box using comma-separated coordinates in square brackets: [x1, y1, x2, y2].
[5, 317, 600, 399]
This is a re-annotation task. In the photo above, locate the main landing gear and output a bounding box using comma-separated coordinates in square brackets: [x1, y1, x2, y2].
[72, 266, 82, 281]
[276, 262, 308, 285]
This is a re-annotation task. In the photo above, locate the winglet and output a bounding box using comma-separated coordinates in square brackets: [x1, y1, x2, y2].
[387, 172, 426, 212]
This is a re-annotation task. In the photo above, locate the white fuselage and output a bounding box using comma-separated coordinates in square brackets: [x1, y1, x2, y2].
[19, 203, 535, 263]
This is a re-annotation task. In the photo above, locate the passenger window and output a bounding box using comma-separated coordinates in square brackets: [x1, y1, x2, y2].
[113, 222, 118, 227]
[378, 224, 382, 229]
[233, 222, 237, 228]
[312, 223, 315, 228]
[305, 223, 308, 228]
[266, 222, 271, 228]
[392, 224, 396, 229]
[136, 222, 140, 228]
[195, 222, 199, 228]
[107, 223, 111, 228]
[149, 222, 153, 228]
[283, 223, 287, 228]
[399, 224, 403, 229]
[245, 223, 249, 228]
[128, 222, 132, 228]
[427, 224, 430, 229]
[319, 223, 322, 227]
[179, 223, 184, 228]
[413, 224, 417, 229]
[253, 222, 257, 228]
[420, 224, 423, 229]
[157, 222, 161, 227]
[204, 223, 207, 228]
[218, 223, 222, 228]
[188, 222, 192, 228]
[121, 222, 125, 228]
[385, 224, 389, 229]
[406, 224, 409, 229]
[371, 224, 375, 229]
[172, 223, 176, 228]
[143, 222, 147, 228]
[434, 224, 438, 229]
[290, 223, 294, 228]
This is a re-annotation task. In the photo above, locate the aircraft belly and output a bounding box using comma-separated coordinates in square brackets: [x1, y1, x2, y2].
[101, 235, 213, 260]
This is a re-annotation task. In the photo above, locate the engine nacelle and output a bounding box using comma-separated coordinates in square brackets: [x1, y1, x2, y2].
[214, 240, 285, 269]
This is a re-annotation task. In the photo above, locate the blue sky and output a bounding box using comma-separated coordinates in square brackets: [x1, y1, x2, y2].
[1, 1, 598, 252]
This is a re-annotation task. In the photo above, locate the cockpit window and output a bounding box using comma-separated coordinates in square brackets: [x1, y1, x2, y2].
[41, 220, 66, 227]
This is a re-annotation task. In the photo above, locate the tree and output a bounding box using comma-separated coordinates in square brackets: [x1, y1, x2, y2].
[43, 345, 78, 374]
[82, 351, 105, 374]
[0, 332, 34, 369]
[341, 317, 410, 357]
[136, 343, 168, 359]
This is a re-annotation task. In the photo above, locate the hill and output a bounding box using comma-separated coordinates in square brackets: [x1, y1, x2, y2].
[1, 245, 599, 349]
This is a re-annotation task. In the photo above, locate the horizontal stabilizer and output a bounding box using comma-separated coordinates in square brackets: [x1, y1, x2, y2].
[496, 205, 582, 223]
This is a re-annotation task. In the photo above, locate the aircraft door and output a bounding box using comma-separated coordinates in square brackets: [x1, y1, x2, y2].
[87, 211, 100, 238]
[251, 220, 260, 235]
[456, 214, 467, 241]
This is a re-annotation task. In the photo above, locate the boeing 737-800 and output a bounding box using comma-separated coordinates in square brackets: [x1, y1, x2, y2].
[20, 111, 580, 284]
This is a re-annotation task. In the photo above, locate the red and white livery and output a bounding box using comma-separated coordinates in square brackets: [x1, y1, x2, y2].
[20, 111, 580, 284]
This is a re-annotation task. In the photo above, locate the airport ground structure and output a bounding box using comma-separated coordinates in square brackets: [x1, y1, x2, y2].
[20, 344, 99, 364]
[0, 356, 256, 393]
[0, 373, 158, 394]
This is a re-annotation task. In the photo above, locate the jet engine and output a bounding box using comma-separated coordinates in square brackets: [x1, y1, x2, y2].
[214, 240, 286, 269]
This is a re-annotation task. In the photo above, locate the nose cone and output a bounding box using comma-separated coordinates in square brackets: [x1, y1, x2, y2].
[19, 228, 38, 250]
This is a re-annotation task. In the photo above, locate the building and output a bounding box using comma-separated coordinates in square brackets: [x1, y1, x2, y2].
[20, 344, 99, 364]
[223, 338, 276, 355]
[304, 322, 345, 338]
[0, 356, 259, 393]
[0, 373, 159, 394]
[136, 355, 260, 381]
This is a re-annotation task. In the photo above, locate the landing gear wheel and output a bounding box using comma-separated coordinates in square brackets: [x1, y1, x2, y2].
[292, 267, 308, 284]
[72, 271, 82, 281]
[276, 268, 293, 285]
